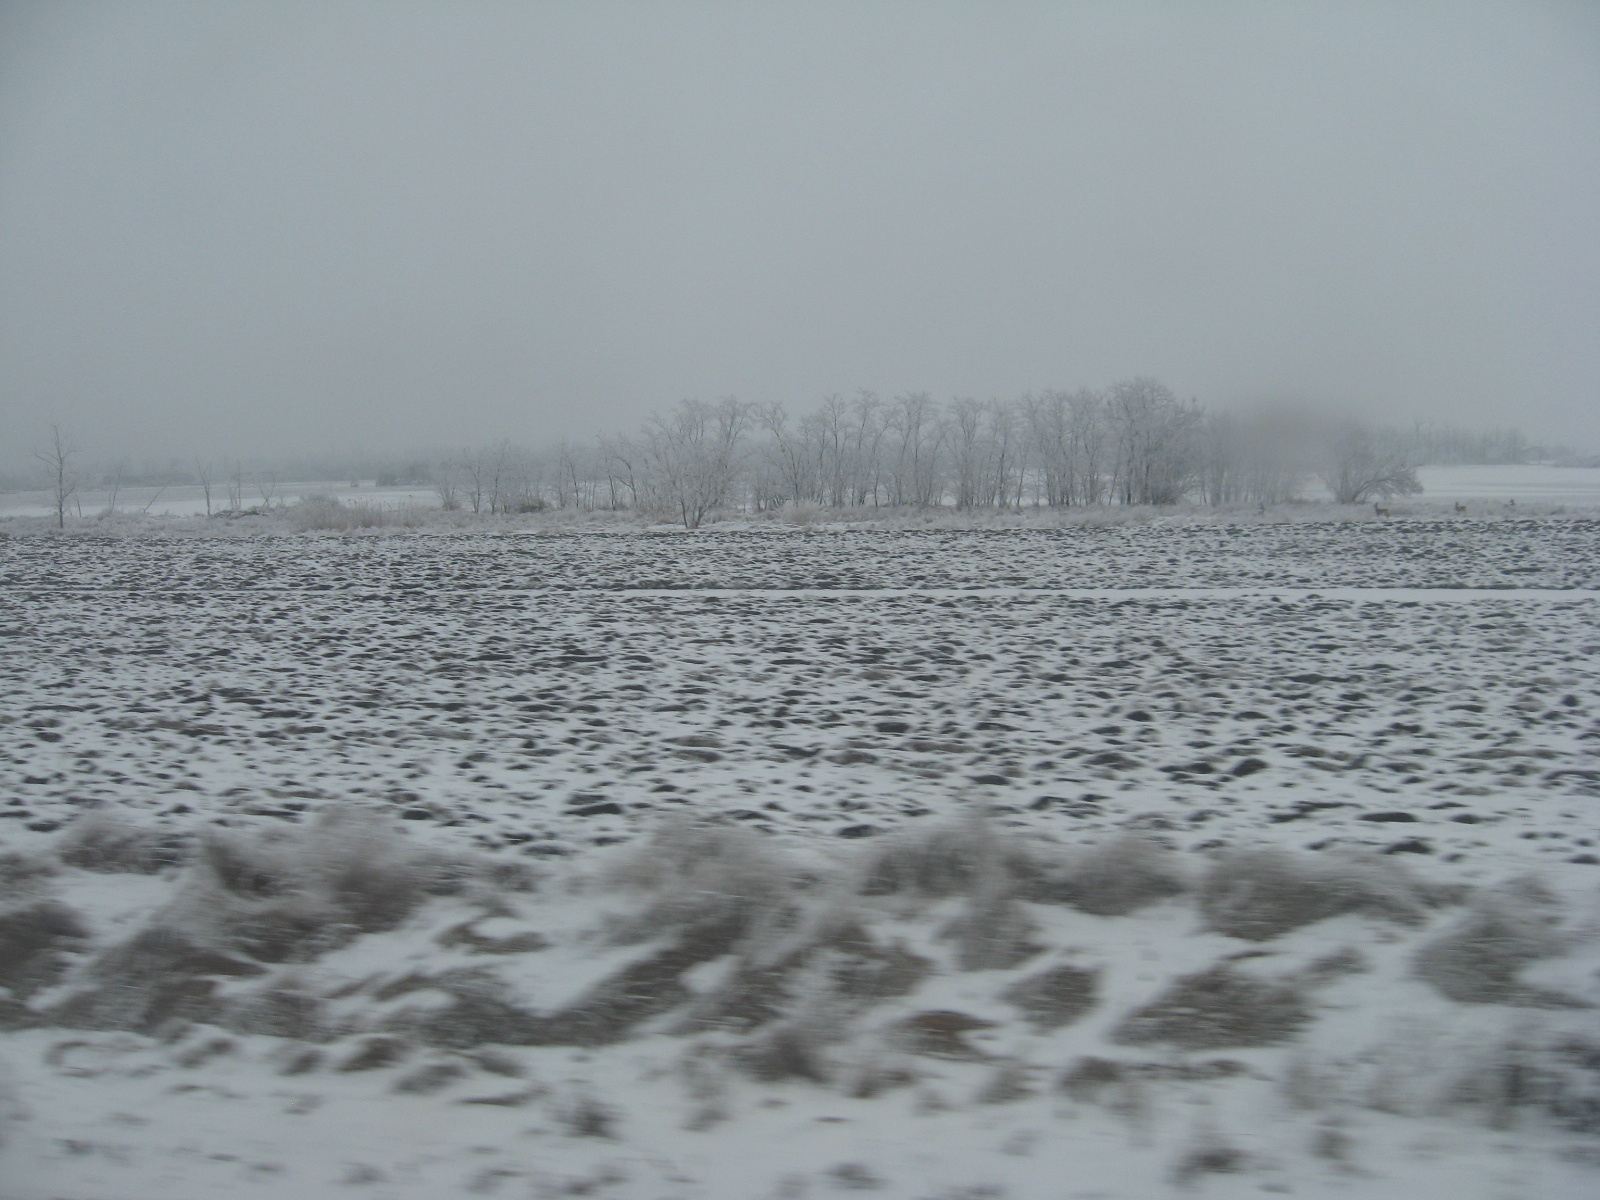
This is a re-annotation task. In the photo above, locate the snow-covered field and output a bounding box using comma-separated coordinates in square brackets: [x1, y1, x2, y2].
[2, 522, 1597, 1199]
[1414, 464, 1600, 506]
[0, 481, 438, 520]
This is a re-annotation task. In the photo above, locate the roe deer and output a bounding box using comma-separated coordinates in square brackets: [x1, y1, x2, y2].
[1454, 501, 1467, 514]
[1373, 503, 1390, 518]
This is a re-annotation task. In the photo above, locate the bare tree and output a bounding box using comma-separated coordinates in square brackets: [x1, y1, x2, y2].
[760, 403, 812, 507]
[599, 435, 642, 510]
[644, 398, 753, 529]
[226, 460, 245, 512]
[948, 397, 986, 508]
[848, 390, 887, 505]
[1319, 424, 1422, 504]
[33, 425, 79, 529]
[432, 454, 462, 510]
[257, 471, 281, 508]
[460, 449, 488, 513]
[195, 460, 214, 517]
[1026, 389, 1105, 506]
[1201, 407, 1317, 506]
[887, 392, 942, 507]
[986, 399, 1023, 507]
[1108, 378, 1201, 505]
[102, 457, 128, 517]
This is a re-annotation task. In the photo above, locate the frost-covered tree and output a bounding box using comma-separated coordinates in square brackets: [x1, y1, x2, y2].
[33, 425, 79, 528]
[644, 398, 753, 529]
[886, 392, 944, 507]
[194, 460, 215, 517]
[1200, 408, 1319, 505]
[1107, 378, 1202, 505]
[1319, 424, 1423, 504]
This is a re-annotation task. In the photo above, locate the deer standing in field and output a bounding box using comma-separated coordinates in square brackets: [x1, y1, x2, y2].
[1373, 503, 1390, 519]
[1454, 501, 1467, 514]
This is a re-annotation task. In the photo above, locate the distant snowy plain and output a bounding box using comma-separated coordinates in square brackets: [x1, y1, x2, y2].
[1, 460, 1598, 519]
[1, 519, 1597, 1199]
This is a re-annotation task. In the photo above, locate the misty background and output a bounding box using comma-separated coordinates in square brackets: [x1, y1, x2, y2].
[2, 1, 1598, 474]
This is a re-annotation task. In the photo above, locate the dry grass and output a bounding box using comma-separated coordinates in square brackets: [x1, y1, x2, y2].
[56, 811, 188, 874]
[1197, 847, 1434, 941]
[1059, 1055, 1127, 1102]
[1021, 835, 1187, 916]
[1002, 964, 1099, 1030]
[1412, 879, 1577, 1006]
[0, 899, 89, 1000]
[1170, 1130, 1247, 1187]
[892, 1010, 997, 1059]
[735, 1019, 835, 1083]
[942, 882, 1044, 971]
[19, 799, 1599, 1177]
[0, 851, 58, 901]
[680, 908, 930, 1036]
[856, 820, 1183, 918]
[182, 807, 459, 963]
[49, 924, 266, 1032]
[974, 1059, 1033, 1103]
[554, 1089, 618, 1137]
[223, 981, 327, 1041]
[1303, 1018, 1600, 1135]
[606, 819, 798, 957]
[289, 498, 427, 531]
[1112, 963, 1311, 1049]
[857, 817, 1010, 899]
[43, 809, 486, 1033]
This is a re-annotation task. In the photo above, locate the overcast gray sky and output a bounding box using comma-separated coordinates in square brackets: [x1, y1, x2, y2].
[2, 1, 1597, 466]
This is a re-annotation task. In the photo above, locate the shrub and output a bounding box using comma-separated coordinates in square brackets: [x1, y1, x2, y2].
[1059, 1055, 1126, 1102]
[974, 1059, 1032, 1103]
[1197, 847, 1432, 941]
[0, 900, 89, 999]
[607, 819, 797, 957]
[943, 881, 1043, 971]
[49, 925, 264, 1032]
[188, 808, 449, 961]
[1112, 964, 1310, 1049]
[1002, 964, 1099, 1030]
[857, 817, 1009, 899]
[1412, 879, 1575, 1006]
[1170, 1131, 1247, 1187]
[56, 811, 188, 874]
[555, 1089, 618, 1137]
[1021, 836, 1186, 915]
[735, 1020, 833, 1084]
[0, 852, 58, 901]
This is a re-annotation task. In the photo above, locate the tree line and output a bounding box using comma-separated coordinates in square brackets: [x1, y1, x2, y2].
[16, 383, 1573, 529]
[432, 380, 1442, 527]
